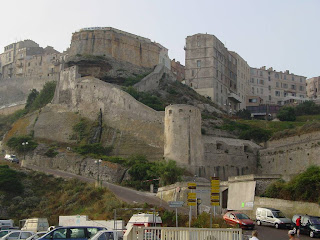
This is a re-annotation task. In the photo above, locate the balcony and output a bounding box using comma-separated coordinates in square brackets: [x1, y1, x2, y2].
[228, 92, 242, 103]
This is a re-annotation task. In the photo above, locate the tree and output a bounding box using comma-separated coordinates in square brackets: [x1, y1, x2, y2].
[25, 89, 39, 111]
[295, 101, 320, 116]
[277, 106, 296, 121]
[235, 109, 251, 120]
[239, 128, 272, 143]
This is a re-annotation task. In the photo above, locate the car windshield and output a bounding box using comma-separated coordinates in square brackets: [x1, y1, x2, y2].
[235, 213, 250, 219]
[272, 211, 285, 218]
[0, 232, 9, 237]
[310, 218, 320, 225]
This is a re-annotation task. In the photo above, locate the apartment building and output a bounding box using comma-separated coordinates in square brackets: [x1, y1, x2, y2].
[250, 66, 307, 105]
[184, 33, 241, 112]
[230, 51, 250, 109]
[306, 76, 320, 99]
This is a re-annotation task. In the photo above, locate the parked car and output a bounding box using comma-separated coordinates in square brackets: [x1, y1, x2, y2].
[89, 230, 118, 240]
[4, 154, 19, 164]
[0, 231, 35, 240]
[38, 226, 106, 240]
[0, 230, 16, 238]
[25, 232, 47, 240]
[292, 215, 320, 238]
[256, 207, 292, 229]
[223, 211, 255, 229]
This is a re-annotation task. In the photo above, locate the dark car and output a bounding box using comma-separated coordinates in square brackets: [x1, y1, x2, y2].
[38, 226, 106, 240]
[223, 211, 255, 229]
[292, 215, 320, 238]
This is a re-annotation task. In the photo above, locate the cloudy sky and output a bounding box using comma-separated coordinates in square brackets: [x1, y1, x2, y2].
[0, 0, 319, 78]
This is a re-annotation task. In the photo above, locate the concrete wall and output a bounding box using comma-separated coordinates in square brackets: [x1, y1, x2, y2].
[227, 181, 256, 211]
[69, 29, 162, 69]
[253, 196, 320, 219]
[259, 131, 320, 179]
[53, 66, 164, 150]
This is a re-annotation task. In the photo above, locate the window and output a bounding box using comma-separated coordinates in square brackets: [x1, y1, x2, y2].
[197, 41, 200, 47]
[192, 70, 195, 76]
[268, 85, 271, 91]
[300, 77, 303, 82]
[283, 83, 288, 88]
[252, 87, 254, 94]
[9, 233, 20, 238]
[300, 95, 304, 98]
[275, 91, 280, 96]
[268, 76, 271, 81]
[299, 86, 304, 91]
[260, 88, 263, 94]
[260, 71, 263, 77]
[284, 75, 287, 80]
[249, 98, 257, 103]
[291, 85, 296, 90]
[260, 79, 264, 85]
[197, 60, 201, 68]
[21, 233, 32, 239]
[284, 92, 287, 97]
[275, 73, 279, 79]
[292, 76, 295, 81]
[269, 95, 271, 101]
[251, 78, 254, 83]
[276, 82, 279, 87]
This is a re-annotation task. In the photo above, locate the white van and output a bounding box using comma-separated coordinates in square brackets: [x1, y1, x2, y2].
[21, 219, 49, 232]
[126, 213, 162, 229]
[256, 207, 292, 229]
[0, 220, 14, 230]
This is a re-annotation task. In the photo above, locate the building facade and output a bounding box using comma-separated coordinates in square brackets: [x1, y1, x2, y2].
[250, 66, 307, 105]
[230, 51, 250, 109]
[171, 59, 185, 82]
[68, 27, 170, 69]
[306, 76, 320, 99]
[184, 33, 241, 113]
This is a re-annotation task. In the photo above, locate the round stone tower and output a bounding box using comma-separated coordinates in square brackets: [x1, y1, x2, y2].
[164, 104, 204, 167]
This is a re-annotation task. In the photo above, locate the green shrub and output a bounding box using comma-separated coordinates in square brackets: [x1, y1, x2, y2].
[72, 118, 90, 142]
[0, 165, 23, 194]
[25, 89, 39, 111]
[44, 148, 59, 158]
[277, 106, 296, 121]
[6, 136, 38, 153]
[123, 72, 150, 86]
[27, 81, 56, 112]
[124, 87, 165, 111]
[74, 143, 113, 156]
[239, 128, 272, 143]
[263, 166, 320, 203]
[235, 109, 251, 120]
[295, 101, 320, 116]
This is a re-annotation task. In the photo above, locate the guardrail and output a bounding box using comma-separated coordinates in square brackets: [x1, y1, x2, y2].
[124, 226, 242, 240]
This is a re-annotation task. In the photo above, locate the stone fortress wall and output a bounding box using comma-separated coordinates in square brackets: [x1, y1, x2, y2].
[259, 131, 320, 179]
[68, 27, 168, 69]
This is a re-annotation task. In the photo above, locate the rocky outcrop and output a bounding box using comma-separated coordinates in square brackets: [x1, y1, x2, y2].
[23, 144, 127, 183]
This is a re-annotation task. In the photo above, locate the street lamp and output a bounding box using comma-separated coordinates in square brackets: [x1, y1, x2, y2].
[22, 142, 28, 160]
[94, 159, 102, 187]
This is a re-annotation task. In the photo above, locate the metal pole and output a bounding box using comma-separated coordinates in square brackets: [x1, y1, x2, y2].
[189, 205, 191, 228]
[97, 161, 100, 186]
[175, 208, 178, 227]
[210, 210, 212, 228]
[114, 209, 116, 230]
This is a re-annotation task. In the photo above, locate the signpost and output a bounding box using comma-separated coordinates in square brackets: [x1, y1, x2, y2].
[210, 177, 220, 228]
[168, 201, 184, 227]
[187, 182, 197, 228]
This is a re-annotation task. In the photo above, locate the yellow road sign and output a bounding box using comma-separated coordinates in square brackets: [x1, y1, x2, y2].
[188, 193, 196, 199]
[211, 202, 220, 206]
[188, 182, 197, 189]
[211, 195, 220, 200]
[188, 202, 197, 206]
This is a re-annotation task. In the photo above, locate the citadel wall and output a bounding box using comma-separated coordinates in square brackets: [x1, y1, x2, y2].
[259, 131, 320, 179]
[69, 28, 163, 68]
[53, 66, 165, 150]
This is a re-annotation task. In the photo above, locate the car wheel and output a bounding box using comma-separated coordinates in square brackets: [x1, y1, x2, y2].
[310, 231, 315, 238]
[257, 220, 261, 226]
[275, 223, 279, 229]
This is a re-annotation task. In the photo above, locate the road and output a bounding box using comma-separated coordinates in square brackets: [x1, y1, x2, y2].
[24, 164, 190, 214]
[243, 225, 311, 240]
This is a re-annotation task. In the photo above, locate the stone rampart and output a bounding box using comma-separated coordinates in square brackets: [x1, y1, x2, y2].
[134, 64, 175, 92]
[53, 66, 164, 149]
[69, 29, 161, 68]
[259, 131, 320, 179]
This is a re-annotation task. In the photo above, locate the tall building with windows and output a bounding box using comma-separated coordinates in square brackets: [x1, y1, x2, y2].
[184, 33, 241, 112]
[249, 66, 307, 105]
[230, 51, 250, 109]
[306, 76, 320, 99]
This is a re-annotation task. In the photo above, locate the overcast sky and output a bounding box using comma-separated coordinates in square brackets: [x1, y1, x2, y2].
[0, 0, 319, 78]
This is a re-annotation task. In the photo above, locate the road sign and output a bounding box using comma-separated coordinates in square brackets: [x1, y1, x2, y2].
[188, 182, 197, 189]
[210, 176, 220, 206]
[195, 189, 210, 193]
[168, 201, 184, 208]
[187, 192, 196, 199]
